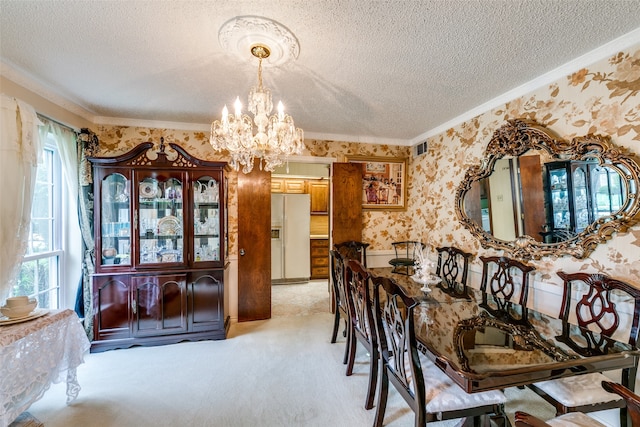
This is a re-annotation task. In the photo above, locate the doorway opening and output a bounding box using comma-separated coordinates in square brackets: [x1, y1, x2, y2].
[270, 158, 333, 317]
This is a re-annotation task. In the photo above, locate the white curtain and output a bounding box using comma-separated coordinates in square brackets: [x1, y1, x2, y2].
[38, 118, 78, 211]
[0, 95, 43, 302]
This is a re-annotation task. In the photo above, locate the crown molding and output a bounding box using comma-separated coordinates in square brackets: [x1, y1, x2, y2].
[92, 116, 212, 132]
[1, 59, 97, 122]
[303, 131, 410, 146]
[410, 27, 640, 146]
[93, 116, 411, 145]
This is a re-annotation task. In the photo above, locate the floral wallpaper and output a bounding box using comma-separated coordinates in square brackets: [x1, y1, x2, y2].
[93, 43, 640, 294]
[409, 43, 640, 291]
[93, 127, 411, 258]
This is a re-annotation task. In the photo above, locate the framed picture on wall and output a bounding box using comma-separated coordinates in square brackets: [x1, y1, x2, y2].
[346, 156, 407, 210]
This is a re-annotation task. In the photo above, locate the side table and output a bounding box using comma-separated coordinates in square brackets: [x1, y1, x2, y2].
[0, 309, 90, 426]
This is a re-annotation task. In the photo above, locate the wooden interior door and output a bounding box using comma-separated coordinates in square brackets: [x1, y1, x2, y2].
[332, 163, 363, 245]
[237, 161, 271, 322]
[465, 180, 484, 232]
[519, 155, 545, 241]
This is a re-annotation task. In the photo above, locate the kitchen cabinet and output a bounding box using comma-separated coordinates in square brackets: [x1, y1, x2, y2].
[309, 180, 329, 213]
[284, 179, 306, 193]
[89, 139, 229, 352]
[271, 178, 285, 193]
[271, 178, 306, 194]
[310, 238, 329, 279]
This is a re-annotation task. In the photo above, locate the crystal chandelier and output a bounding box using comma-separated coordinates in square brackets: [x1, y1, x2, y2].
[210, 44, 304, 174]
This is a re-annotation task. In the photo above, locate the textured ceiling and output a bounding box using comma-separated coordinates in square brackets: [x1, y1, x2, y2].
[1, 0, 640, 145]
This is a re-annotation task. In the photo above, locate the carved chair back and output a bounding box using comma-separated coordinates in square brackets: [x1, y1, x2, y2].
[436, 246, 473, 298]
[334, 240, 369, 267]
[345, 258, 379, 409]
[556, 271, 640, 356]
[479, 256, 535, 323]
[329, 249, 351, 359]
[329, 250, 349, 317]
[345, 259, 376, 347]
[329, 250, 348, 312]
[371, 274, 507, 426]
[371, 275, 423, 414]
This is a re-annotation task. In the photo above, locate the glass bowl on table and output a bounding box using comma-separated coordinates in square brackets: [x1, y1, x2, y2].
[411, 270, 442, 293]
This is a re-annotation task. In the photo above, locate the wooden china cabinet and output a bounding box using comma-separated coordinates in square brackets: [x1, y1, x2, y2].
[544, 159, 623, 239]
[89, 139, 229, 352]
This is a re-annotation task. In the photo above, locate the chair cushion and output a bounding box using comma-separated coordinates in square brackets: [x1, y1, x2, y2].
[546, 412, 608, 427]
[416, 353, 506, 413]
[532, 372, 622, 407]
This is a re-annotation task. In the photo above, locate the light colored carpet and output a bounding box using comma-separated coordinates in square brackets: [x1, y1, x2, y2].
[25, 281, 620, 426]
[272, 280, 331, 317]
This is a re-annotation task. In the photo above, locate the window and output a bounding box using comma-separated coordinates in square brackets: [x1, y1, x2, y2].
[14, 135, 63, 309]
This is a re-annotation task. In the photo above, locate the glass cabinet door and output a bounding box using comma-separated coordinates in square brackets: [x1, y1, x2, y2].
[548, 166, 569, 229]
[137, 175, 184, 265]
[100, 173, 131, 266]
[193, 175, 221, 263]
[572, 166, 590, 231]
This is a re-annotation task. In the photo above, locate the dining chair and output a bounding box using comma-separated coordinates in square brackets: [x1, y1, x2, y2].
[527, 271, 640, 427]
[435, 246, 473, 298]
[333, 240, 370, 267]
[329, 250, 351, 364]
[371, 274, 509, 426]
[479, 256, 535, 324]
[389, 241, 425, 275]
[344, 258, 378, 410]
[516, 381, 640, 427]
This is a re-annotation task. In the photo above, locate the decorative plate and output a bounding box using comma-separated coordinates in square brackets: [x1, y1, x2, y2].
[157, 215, 181, 236]
[139, 182, 158, 199]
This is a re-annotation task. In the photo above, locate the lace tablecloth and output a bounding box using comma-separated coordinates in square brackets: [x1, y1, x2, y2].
[0, 309, 91, 426]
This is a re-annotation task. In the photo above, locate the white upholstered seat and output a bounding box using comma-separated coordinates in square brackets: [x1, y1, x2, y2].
[418, 352, 506, 413]
[532, 373, 621, 407]
[388, 351, 506, 413]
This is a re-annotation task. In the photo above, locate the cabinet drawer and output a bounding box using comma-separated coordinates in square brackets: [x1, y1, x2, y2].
[311, 267, 329, 278]
[312, 256, 329, 267]
[311, 239, 328, 248]
[311, 247, 328, 257]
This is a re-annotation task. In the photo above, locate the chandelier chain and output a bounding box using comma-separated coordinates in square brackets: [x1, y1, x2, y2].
[257, 58, 263, 90]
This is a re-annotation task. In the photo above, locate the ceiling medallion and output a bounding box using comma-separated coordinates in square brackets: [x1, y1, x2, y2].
[218, 16, 300, 67]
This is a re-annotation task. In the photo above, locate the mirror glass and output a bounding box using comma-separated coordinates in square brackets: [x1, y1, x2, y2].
[455, 119, 640, 260]
[463, 152, 627, 243]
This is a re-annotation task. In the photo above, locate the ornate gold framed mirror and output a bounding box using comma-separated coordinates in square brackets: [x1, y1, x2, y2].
[455, 119, 640, 260]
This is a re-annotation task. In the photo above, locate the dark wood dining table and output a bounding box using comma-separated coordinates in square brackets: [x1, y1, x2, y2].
[368, 267, 640, 395]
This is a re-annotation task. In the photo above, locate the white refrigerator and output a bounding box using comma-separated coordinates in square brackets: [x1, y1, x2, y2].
[271, 193, 311, 284]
